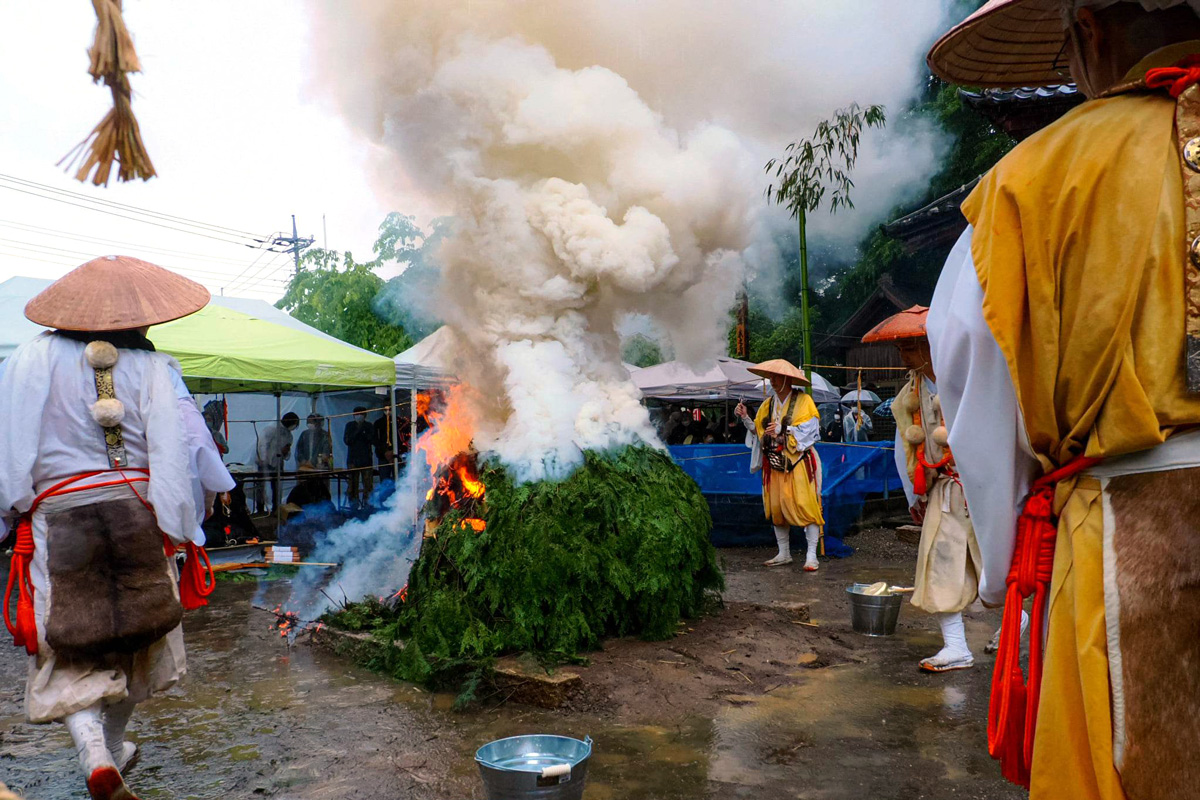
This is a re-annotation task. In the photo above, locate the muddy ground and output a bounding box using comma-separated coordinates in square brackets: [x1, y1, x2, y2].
[1, 528, 1024, 799]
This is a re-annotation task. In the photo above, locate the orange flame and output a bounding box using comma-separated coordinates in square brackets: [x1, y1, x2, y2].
[460, 518, 487, 533]
[416, 386, 478, 477]
[458, 465, 485, 498]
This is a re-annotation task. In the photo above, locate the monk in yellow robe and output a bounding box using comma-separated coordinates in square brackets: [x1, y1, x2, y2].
[927, 2, 1200, 797]
[735, 359, 824, 570]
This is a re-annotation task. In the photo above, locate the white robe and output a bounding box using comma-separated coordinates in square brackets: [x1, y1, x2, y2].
[0, 332, 233, 722]
[926, 227, 1040, 606]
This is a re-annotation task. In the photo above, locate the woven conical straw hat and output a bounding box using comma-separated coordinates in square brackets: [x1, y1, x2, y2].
[861, 306, 929, 344]
[747, 358, 810, 385]
[928, 0, 1068, 88]
[26, 255, 210, 331]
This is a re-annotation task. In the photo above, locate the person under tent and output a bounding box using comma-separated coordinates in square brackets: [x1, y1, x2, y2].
[343, 406, 376, 510]
[254, 411, 298, 514]
[294, 413, 332, 471]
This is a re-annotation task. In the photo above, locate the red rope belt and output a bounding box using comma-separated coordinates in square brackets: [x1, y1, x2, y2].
[988, 454, 1101, 787]
[4, 469, 214, 656]
[1146, 54, 1200, 97]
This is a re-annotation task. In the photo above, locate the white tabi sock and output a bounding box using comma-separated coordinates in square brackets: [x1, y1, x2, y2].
[986, 608, 1031, 654]
[938, 611, 969, 655]
[102, 698, 138, 772]
[803, 525, 820, 570]
[765, 525, 792, 565]
[920, 612, 974, 671]
[65, 705, 116, 776]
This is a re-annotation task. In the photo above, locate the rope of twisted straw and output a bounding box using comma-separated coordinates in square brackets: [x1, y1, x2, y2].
[59, 0, 156, 185]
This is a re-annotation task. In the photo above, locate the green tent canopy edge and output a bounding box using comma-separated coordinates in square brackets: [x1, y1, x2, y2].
[153, 304, 396, 394]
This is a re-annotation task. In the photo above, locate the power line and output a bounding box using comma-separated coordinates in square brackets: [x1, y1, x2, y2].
[0, 237, 287, 288]
[0, 173, 266, 240]
[226, 251, 293, 294]
[0, 219, 264, 267]
[221, 243, 287, 293]
[227, 215, 313, 294]
[0, 248, 78, 269]
[0, 181, 268, 248]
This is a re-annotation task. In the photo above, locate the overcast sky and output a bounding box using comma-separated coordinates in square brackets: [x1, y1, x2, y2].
[0, 1, 403, 301]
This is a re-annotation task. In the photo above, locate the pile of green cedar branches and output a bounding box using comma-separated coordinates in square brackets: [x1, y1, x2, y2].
[325, 445, 723, 690]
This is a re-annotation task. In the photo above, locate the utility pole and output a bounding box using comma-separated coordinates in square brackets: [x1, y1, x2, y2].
[271, 214, 315, 274]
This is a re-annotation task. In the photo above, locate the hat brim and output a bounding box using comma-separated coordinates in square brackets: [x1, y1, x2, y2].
[861, 306, 930, 344]
[25, 255, 210, 332]
[928, 0, 1066, 88]
[747, 366, 810, 384]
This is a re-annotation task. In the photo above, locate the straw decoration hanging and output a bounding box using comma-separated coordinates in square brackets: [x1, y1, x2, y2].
[59, 0, 156, 186]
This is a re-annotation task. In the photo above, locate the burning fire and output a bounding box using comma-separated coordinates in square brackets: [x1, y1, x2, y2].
[458, 465, 484, 498]
[418, 385, 488, 533]
[270, 605, 303, 640]
[416, 387, 477, 477]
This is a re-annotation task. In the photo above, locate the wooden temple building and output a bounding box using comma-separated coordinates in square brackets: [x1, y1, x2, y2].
[818, 84, 1086, 391]
[806, 84, 1086, 439]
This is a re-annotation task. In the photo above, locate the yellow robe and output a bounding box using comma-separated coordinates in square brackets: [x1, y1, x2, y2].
[964, 47, 1200, 800]
[753, 392, 824, 528]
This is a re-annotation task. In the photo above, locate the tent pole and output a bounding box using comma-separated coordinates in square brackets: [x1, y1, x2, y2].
[390, 385, 399, 482]
[275, 392, 282, 536]
[410, 389, 418, 494]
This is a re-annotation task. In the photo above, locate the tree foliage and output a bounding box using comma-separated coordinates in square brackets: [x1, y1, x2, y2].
[766, 103, 888, 218]
[622, 334, 665, 368]
[374, 214, 454, 342]
[276, 213, 454, 357]
[817, 81, 1016, 324]
[276, 248, 412, 357]
[741, 75, 1017, 361]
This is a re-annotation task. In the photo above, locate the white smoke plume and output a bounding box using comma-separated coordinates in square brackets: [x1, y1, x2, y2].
[306, 0, 954, 482]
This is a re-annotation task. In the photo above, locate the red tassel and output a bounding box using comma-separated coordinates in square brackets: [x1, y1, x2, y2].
[987, 455, 1100, 788]
[912, 448, 928, 497]
[4, 516, 38, 655]
[178, 542, 215, 611]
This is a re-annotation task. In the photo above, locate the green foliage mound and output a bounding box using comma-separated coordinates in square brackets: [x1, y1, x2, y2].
[328, 445, 722, 685]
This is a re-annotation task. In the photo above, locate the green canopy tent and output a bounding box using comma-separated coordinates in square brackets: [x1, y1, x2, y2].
[155, 303, 396, 394]
[150, 304, 398, 530]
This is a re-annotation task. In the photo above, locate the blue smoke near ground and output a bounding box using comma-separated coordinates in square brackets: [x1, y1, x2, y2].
[284, 455, 432, 619]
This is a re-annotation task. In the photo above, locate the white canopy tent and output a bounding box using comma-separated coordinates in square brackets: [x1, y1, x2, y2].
[631, 357, 839, 405]
[393, 325, 458, 389]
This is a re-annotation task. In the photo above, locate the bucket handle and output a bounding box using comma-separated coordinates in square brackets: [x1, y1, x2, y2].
[541, 764, 571, 779]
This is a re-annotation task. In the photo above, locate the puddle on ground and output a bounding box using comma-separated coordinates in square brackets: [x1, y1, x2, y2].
[0, 580, 1021, 800]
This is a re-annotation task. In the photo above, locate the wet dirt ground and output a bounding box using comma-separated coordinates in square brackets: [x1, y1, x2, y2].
[1, 528, 1025, 799]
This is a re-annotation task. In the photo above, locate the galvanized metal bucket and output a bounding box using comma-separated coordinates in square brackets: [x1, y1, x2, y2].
[475, 734, 593, 800]
[847, 583, 903, 636]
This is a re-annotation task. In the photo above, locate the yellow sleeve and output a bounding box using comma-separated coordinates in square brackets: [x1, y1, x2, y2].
[753, 399, 770, 437]
[793, 392, 819, 425]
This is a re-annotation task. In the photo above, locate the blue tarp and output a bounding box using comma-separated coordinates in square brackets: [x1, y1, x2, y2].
[668, 442, 903, 557]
